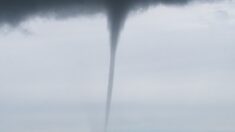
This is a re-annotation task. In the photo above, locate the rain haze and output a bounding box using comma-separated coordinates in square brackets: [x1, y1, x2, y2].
[0, 0, 235, 132]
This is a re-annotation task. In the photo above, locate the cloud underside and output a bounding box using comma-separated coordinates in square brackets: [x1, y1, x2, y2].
[0, 0, 190, 26]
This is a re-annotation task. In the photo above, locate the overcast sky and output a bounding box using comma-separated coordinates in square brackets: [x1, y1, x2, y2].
[0, 1, 235, 132]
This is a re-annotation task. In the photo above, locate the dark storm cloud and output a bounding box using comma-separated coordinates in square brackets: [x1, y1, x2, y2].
[0, 0, 191, 26]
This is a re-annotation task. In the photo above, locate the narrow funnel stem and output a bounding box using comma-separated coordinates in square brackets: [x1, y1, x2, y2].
[104, 45, 117, 132]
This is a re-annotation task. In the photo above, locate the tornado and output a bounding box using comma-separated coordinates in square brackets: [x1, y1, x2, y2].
[105, 1, 129, 131]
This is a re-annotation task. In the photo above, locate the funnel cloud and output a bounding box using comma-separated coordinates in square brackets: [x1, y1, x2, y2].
[0, 0, 202, 131]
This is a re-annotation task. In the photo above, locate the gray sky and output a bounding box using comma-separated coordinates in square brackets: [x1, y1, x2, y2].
[0, 1, 235, 132]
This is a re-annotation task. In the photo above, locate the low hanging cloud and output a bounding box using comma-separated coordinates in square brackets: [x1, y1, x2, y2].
[0, 0, 191, 25]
